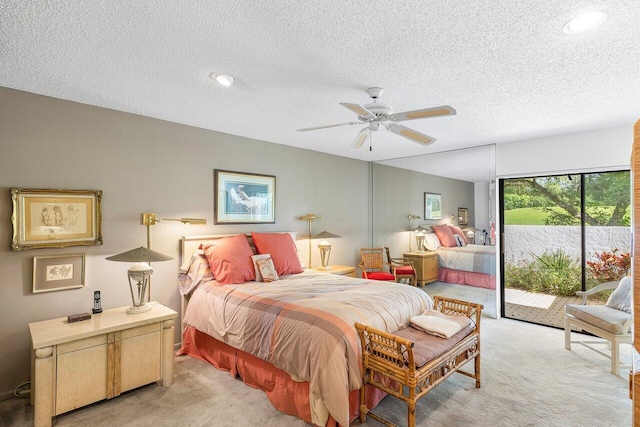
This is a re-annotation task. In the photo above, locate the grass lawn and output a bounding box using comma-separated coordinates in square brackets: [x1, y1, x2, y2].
[504, 206, 625, 225]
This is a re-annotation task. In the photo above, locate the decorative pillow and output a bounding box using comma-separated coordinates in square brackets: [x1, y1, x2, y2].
[605, 276, 631, 313]
[178, 249, 214, 295]
[453, 234, 467, 247]
[423, 233, 441, 251]
[251, 232, 303, 275]
[256, 257, 279, 282]
[431, 225, 457, 247]
[251, 254, 271, 282]
[448, 225, 469, 245]
[203, 234, 255, 285]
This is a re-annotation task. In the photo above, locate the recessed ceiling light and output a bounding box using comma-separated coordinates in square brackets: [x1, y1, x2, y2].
[563, 11, 607, 34]
[210, 73, 235, 87]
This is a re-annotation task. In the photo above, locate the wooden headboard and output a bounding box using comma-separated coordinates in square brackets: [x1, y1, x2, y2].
[179, 232, 298, 319]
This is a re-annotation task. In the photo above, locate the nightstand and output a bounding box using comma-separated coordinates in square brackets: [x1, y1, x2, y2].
[308, 265, 356, 277]
[402, 251, 438, 287]
[29, 302, 177, 427]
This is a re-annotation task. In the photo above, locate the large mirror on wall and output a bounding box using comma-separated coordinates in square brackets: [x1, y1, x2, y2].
[371, 144, 497, 317]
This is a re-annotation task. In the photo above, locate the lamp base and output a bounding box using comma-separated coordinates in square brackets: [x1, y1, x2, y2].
[318, 266, 332, 270]
[126, 303, 152, 314]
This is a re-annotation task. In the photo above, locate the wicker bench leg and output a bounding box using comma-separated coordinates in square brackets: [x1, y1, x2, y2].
[359, 385, 367, 422]
[407, 401, 416, 427]
[475, 350, 481, 388]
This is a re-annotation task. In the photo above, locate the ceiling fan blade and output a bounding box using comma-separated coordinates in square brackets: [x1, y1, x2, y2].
[340, 103, 375, 119]
[297, 121, 360, 132]
[388, 105, 456, 122]
[386, 124, 435, 146]
[350, 127, 370, 149]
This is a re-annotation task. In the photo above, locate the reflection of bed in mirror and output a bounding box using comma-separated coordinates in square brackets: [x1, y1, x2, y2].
[177, 232, 432, 427]
[425, 228, 496, 290]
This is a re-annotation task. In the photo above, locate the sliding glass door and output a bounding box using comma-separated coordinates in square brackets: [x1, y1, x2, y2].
[500, 170, 630, 328]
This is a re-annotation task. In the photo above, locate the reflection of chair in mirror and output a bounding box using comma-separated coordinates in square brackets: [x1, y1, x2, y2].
[359, 248, 395, 281]
[384, 246, 417, 286]
[564, 277, 632, 375]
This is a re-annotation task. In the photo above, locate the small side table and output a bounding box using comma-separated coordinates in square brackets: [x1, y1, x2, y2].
[29, 302, 177, 427]
[403, 251, 438, 287]
[307, 265, 356, 277]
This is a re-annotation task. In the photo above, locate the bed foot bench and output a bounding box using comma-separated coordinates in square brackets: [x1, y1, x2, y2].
[355, 296, 483, 427]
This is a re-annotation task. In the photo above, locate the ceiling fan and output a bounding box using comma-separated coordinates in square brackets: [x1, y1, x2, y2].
[297, 87, 456, 149]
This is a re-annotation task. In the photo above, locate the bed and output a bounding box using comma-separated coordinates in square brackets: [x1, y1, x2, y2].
[428, 225, 496, 289]
[177, 233, 433, 426]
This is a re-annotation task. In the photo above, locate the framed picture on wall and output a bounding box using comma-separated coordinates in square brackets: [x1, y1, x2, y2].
[214, 169, 276, 224]
[458, 207, 469, 226]
[33, 253, 85, 293]
[11, 188, 103, 251]
[424, 192, 442, 220]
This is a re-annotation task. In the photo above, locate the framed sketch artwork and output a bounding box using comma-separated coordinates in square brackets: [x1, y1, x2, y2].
[458, 207, 469, 226]
[214, 170, 276, 224]
[33, 253, 85, 293]
[11, 188, 103, 251]
[424, 192, 442, 220]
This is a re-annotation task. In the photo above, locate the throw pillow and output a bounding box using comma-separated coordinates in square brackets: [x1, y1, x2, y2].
[203, 234, 255, 285]
[256, 257, 279, 282]
[251, 232, 303, 275]
[447, 225, 469, 245]
[605, 276, 631, 313]
[431, 225, 457, 247]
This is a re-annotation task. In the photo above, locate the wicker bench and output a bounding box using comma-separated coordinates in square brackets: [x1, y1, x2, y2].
[355, 296, 483, 427]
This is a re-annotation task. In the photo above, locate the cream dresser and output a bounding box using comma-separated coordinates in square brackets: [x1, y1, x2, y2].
[29, 302, 177, 427]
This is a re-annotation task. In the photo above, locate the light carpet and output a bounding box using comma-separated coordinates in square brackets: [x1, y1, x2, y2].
[0, 317, 630, 426]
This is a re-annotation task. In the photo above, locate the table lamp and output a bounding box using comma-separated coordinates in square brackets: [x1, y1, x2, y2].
[414, 226, 429, 252]
[312, 230, 341, 270]
[106, 246, 173, 314]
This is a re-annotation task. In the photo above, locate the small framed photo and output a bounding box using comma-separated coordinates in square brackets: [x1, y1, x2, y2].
[214, 170, 276, 224]
[11, 188, 103, 251]
[424, 192, 442, 220]
[458, 207, 469, 226]
[33, 253, 85, 293]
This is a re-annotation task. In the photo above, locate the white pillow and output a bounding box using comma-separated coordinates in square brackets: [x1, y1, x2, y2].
[605, 276, 631, 313]
[423, 233, 441, 251]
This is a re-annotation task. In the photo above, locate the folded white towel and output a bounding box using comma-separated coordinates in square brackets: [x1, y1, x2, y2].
[409, 310, 471, 339]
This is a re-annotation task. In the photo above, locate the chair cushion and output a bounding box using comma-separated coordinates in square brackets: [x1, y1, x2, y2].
[605, 276, 631, 313]
[394, 266, 415, 275]
[565, 304, 631, 335]
[395, 326, 474, 368]
[363, 272, 395, 281]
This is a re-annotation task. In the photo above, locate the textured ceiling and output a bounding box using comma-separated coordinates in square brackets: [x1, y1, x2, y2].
[2, 1, 640, 181]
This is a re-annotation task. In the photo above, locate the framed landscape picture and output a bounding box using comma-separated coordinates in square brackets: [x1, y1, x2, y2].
[33, 253, 85, 293]
[424, 192, 442, 220]
[11, 188, 103, 251]
[214, 170, 276, 224]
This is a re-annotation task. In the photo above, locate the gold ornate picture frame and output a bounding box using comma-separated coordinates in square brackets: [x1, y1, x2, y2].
[11, 188, 103, 251]
[33, 253, 85, 293]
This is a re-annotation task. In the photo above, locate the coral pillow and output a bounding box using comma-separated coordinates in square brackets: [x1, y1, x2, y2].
[432, 225, 457, 247]
[448, 225, 468, 245]
[251, 232, 303, 275]
[203, 234, 255, 285]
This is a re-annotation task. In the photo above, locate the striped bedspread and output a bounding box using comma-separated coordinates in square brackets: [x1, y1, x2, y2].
[183, 272, 432, 426]
[438, 244, 496, 275]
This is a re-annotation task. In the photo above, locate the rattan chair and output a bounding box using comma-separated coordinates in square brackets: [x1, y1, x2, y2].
[359, 248, 395, 281]
[355, 296, 483, 427]
[564, 277, 632, 375]
[384, 246, 417, 286]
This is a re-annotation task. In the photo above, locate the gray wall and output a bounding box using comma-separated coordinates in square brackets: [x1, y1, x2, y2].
[372, 163, 475, 261]
[0, 87, 475, 397]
